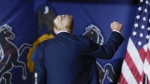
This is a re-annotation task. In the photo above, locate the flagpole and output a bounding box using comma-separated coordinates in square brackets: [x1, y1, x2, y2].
[144, 74, 148, 84]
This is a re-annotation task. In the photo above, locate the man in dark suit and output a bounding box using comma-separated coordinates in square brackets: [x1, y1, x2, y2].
[34, 15, 124, 84]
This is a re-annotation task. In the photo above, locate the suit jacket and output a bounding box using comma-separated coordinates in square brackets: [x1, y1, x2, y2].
[34, 31, 124, 84]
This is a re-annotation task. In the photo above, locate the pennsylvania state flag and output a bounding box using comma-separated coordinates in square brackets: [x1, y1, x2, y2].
[0, 0, 137, 84]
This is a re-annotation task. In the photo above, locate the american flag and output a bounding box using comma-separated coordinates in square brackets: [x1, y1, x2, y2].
[118, 0, 150, 84]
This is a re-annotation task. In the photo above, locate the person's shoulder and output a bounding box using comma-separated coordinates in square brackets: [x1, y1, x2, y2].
[38, 38, 54, 47]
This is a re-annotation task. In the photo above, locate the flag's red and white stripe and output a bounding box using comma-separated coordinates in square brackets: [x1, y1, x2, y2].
[144, 39, 150, 83]
[119, 38, 145, 84]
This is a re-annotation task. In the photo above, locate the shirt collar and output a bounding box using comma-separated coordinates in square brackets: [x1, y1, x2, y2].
[56, 30, 68, 34]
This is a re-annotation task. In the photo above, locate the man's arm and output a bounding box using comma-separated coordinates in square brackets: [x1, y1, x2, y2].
[90, 21, 124, 59]
[34, 43, 46, 84]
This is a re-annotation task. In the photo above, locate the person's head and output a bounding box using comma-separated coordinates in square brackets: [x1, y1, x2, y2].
[53, 15, 73, 34]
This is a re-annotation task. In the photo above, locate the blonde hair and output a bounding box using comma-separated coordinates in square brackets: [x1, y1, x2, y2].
[53, 15, 73, 33]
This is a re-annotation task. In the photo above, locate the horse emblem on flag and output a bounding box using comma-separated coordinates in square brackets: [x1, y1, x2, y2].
[0, 24, 32, 84]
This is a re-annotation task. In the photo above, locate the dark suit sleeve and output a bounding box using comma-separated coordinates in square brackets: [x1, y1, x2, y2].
[34, 43, 46, 84]
[90, 31, 124, 59]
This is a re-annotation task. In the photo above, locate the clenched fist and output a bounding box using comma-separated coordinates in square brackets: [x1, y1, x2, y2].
[110, 21, 122, 32]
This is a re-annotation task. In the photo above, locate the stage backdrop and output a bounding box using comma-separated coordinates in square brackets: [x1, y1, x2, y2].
[0, 0, 137, 84]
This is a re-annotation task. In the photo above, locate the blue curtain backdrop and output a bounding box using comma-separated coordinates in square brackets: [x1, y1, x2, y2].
[0, 0, 137, 84]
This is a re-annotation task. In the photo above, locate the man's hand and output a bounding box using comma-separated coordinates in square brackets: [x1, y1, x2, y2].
[110, 21, 122, 32]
